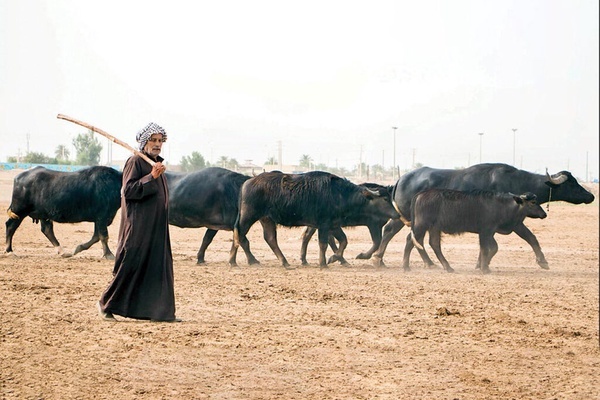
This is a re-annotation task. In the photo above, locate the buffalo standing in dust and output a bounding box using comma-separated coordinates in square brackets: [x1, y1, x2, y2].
[406, 189, 547, 274]
[229, 171, 399, 268]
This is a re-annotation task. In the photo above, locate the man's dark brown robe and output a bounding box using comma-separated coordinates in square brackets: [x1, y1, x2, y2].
[99, 154, 176, 321]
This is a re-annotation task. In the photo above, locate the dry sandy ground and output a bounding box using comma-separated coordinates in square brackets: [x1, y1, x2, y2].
[0, 170, 598, 399]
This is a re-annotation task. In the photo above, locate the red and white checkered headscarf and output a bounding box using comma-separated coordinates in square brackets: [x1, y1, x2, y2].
[136, 122, 167, 150]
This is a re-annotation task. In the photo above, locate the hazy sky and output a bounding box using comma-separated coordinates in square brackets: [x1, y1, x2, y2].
[1, 0, 598, 180]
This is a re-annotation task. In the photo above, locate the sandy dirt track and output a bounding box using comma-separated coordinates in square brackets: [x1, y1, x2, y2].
[0, 170, 599, 399]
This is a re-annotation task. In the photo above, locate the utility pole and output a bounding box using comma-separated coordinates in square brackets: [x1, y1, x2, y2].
[511, 128, 517, 165]
[359, 145, 363, 178]
[585, 151, 589, 182]
[277, 140, 283, 170]
[478, 132, 484, 163]
[392, 127, 398, 179]
[382, 150, 385, 179]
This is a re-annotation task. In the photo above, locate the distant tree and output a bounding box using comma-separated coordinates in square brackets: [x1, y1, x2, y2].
[55, 144, 70, 163]
[354, 162, 368, 178]
[414, 162, 424, 169]
[73, 130, 102, 165]
[216, 156, 239, 170]
[371, 164, 385, 179]
[180, 151, 207, 172]
[336, 167, 350, 177]
[228, 158, 239, 170]
[217, 156, 229, 168]
[299, 154, 313, 169]
[265, 156, 277, 165]
[22, 152, 56, 164]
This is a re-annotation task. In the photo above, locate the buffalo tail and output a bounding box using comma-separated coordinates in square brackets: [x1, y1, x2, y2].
[410, 229, 424, 250]
[392, 199, 412, 227]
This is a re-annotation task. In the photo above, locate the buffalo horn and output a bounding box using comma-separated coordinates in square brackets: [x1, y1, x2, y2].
[365, 188, 380, 197]
[546, 168, 568, 185]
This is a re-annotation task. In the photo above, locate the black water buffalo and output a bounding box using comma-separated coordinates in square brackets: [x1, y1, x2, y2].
[165, 167, 261, 264]
[5, 166, 122, 258]
[405, 189, 547, 274]
[299, 182, 395, 265]
[229, 171, 400, 268]
[371, 163, 595, 269]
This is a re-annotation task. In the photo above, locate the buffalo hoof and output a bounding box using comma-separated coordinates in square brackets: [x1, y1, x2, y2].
[327, 255, 340, 264]
[355, 252, 371, 260]
[4, 251, 18, 258]
[371, 256, 384, 267]
[247, 259, 261, 265]
[104, 254, 115, 261]
[196, 260, 206, 265]
[538, 261, 550, 270]
[61, 252, 73, 258]
[481, 268, 492, 275]
[445, 267, 455, 273]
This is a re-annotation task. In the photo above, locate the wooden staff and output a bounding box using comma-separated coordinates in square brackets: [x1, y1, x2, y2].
[57, 114, 155, 166]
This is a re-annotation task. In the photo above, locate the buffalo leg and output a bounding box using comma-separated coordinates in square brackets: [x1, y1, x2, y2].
[97, 224, 114, 260]
[242, 222, 263, 265]
[228, 234, 260, 266]
[229, 204, 263, 266]
[300, 226, 316, 265]
[230, 218, 253, 267]
[228, 229, 240, 266]
[355, 224, 382, 260]
[478, 233, 498, 274]
[230, 225, 259, 266]
[39, 220, 65, 255]
[260, 218, 290, 268]
[5, 217, 24, 253]
[316, 227, 332, 267]
[428, 229, 454, 273]
[513, 222, 549, 269]
[72, 223, 114, 260]
[328, 234, 339, 254]
[371, 219, 404, 267]
[197, 229, 218, 264]
[327, 227, 349, 265]
[401, 232, 415, 271]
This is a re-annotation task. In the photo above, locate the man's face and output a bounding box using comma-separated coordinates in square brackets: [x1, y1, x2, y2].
[144, 134, 164, 157]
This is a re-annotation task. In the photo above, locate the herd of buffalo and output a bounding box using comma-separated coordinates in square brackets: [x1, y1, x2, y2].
[4, 162, 595, 273]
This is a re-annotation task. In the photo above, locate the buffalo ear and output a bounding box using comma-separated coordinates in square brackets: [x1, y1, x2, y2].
[513, 195, 524, 204]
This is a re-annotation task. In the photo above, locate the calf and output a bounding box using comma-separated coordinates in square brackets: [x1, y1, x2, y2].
[405, 189, 547, 273]
[5, 166, 122, 258]
[229, 171, 399, 268]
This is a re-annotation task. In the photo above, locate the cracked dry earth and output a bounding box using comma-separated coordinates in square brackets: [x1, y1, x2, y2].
[0, 171, 598, 399]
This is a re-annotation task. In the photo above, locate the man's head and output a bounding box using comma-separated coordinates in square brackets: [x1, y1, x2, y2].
[136, 122, 167, 157]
